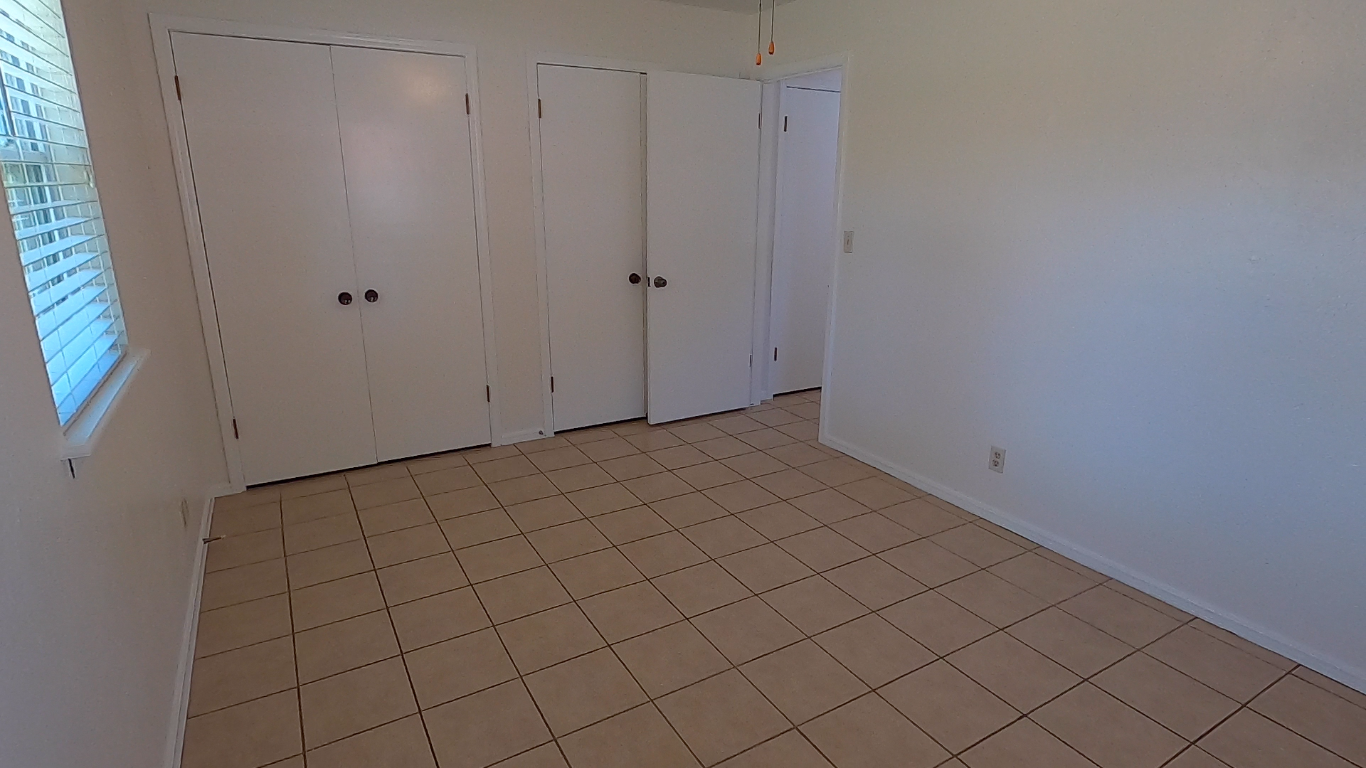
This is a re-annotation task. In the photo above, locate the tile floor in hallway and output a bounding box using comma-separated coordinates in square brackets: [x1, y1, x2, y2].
[184, 389, 1366, 768]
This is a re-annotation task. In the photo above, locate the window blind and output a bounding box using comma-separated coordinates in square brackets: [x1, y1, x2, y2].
[0, 0, 125, 425]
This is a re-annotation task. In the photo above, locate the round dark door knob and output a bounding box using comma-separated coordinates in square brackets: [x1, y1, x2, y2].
[338, 291, 353, 305]
[653, 276, 667, 288]
[364, 289, 379, 303]
[628, 273, 642, 285]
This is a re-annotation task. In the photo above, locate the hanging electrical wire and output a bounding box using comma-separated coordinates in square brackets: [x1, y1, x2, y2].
[769, 0, 776, 56]
[756, 0, 764, 65]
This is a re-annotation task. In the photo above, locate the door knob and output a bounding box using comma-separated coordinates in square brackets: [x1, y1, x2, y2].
[364, 289, 379, 303]
[628, 273, 642, 285]
[338, 291, 353, 305]
[653, 276, 667, 288]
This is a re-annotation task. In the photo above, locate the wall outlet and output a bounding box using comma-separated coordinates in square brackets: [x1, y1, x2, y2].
[989, 446, 1006, 473]
[843, 230, 854, 254]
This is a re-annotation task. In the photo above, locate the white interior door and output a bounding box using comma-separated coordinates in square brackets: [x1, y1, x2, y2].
[173, 32, 376, 485]
[538, 65, 647, 432]
[332, 46, 492, 461]
[771, 85, 841, 394]
[646, 72, 761, 424]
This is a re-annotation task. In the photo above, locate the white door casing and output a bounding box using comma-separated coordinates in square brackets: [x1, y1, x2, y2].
[332, 46, 492, 460]
[771, 85, 841, 394]
[645, 72, 762, 424]
[537, 64, 647, 432]
[173, 32, 377, 484]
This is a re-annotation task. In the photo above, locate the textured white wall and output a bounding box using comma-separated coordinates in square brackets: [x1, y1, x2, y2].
[0, 0, 226, 766]
[754, 0, 1366, 687]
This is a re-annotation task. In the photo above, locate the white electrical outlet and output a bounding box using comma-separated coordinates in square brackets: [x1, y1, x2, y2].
[989, 446, 1006, 473]
[843, 230, 854, 254]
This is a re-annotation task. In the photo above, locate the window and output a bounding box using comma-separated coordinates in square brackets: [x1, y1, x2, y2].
[0, 0, 126, 426]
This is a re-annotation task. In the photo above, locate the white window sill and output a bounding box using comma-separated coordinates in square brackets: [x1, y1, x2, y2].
[60, 349, 149, 461]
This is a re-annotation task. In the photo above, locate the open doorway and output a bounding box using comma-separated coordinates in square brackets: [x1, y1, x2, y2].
[755, 65, 844, 402]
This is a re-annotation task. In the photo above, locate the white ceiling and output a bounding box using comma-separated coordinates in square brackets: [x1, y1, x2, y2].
[656, 0, 798, 14]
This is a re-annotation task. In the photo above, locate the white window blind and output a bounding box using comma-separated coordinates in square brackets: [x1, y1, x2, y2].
[0, 0, 125, 425]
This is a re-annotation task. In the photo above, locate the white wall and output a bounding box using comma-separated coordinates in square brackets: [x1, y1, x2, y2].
[0, 0, 227, 765]
[0, 1, 748, 765]
[124, 0, 751, 442]
[758, 0, 1366, 688]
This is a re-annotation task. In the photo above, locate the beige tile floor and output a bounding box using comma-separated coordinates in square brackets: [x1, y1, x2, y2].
[184, 389, 1366, 768]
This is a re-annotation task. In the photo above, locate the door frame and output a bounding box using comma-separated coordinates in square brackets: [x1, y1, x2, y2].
[751, 54, 851, 435]
[151, 15, 503, 490]
[526, 53, 662, 439]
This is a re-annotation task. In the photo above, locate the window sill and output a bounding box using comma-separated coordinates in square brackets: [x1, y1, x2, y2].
[60, 349, 148, 461]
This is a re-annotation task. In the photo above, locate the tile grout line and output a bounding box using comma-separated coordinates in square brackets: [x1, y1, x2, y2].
[514, 518, 717, 768]
[212, 455, 1090, 661]
[544, 479, 965, 763]
[1149, 664, 1297, 768]
[197, 403, 1361, 768]
[208, 486, 1101, 659]
[967, 621, 1195, 765]
[913, 568, 1203, 759]
[188, 535, 1105, 724]
[482, 465, 755, 765]
[280, 494, 305, 766]
[195, 520, 1212, 764]
[350, 481, 444, 768]
[427, 492, 572, 768]
[474, 426, 857, 763]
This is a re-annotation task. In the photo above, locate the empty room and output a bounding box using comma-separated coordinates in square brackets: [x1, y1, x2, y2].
[0, 0, 1362, 767]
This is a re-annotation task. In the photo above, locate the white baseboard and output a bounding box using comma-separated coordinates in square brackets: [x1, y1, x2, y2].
[499, 428, 547, 446]
[819, 429, 1366, 695]
[163, 485, 226, 768]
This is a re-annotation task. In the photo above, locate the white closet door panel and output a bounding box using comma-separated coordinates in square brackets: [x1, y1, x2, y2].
[173, 32, 376, 485]
[538, 65, 646, 432]
[771, 86, 840, 394]
[646, 72, 761, 424]
[331, 46, 492, 462]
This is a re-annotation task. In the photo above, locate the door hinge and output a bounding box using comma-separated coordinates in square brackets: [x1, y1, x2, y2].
[749, 354, 753, 367]
[485, 385, 491, 402]
[758, 112, 762, 129]
[550, 376, 555, 393]
[175, 76, 182, 101]
[538, 99, 543, 119]
[465, 93, 471, 115]
[774, 348, 779, 361]
[232, 419, 239, 439]
[783, 115, 788, 132]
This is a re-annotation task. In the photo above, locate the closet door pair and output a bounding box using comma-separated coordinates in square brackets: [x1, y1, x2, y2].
[174, 33, 491, 485]
[538, 65, 761, 432]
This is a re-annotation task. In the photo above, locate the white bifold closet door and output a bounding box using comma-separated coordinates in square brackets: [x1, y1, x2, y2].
[770, 85, 840, 394]
[646, 72, 762, 424]
[174, 33, 490, 484]
[332, 47, 491, 461]
[174, 33, 376, 483]
[537, 65, 647, 432]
